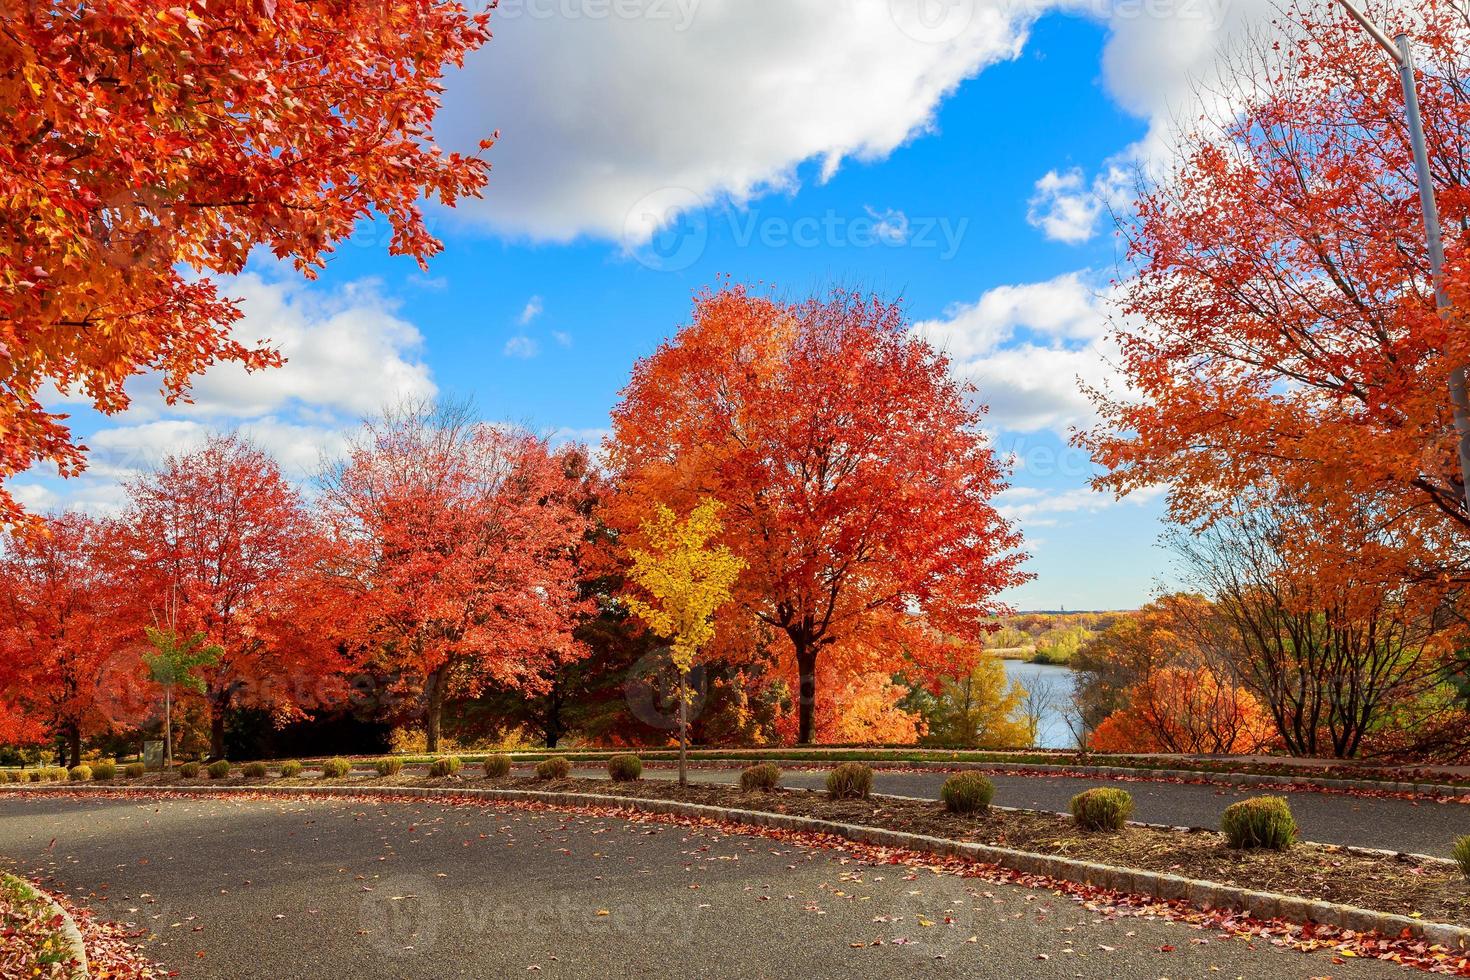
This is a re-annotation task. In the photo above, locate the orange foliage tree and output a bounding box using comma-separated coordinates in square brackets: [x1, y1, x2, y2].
[116, 433, 335, 757]
[1080, 595, 1276, 756]
[0, 0, 493, 526]
[608, 285, 1028, 744]
[1082, 1, 1470, 572]
[0, 513, 144, 765]
[318, 401, 589, 752]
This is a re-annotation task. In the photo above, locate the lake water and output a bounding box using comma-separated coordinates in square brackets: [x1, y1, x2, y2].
[1003, 659, 1081, 750]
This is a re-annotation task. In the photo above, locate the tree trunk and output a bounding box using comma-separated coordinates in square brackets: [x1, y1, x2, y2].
[210, 709, 226, 760]
[678, 670, 688, 788]
[794, 638, 819, 745]
[66, 724, 81, 769]
[424, 667, 446, 753]
[163, 688, 173, 770]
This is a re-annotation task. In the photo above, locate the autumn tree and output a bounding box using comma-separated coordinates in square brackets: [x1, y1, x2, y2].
[142, 626, 221, 769]
[915, 653, 1028, 749]
[624, 499, 744, 785]
[608, 285, 1028, 744]
[1082, 0, 1470, 586]
[0, 513, 142, 766]
[1074, 595, 1276, 756]
[1174, 496, 1453, 758]
[0, 0, 494, 526]
[319, 400, 588, 752]
[117, 433, 334, 758]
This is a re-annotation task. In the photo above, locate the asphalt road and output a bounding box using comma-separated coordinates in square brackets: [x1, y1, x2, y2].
[571, 765, 1470, 857]
[0, 794, 1405, 979]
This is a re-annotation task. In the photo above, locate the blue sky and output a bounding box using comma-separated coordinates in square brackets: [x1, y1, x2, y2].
[20, 3, 1271, 610]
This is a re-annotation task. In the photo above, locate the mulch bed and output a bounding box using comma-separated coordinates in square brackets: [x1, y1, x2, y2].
[77, 767, 1470, 927]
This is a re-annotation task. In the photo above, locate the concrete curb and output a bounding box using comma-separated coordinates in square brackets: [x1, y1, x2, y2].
[626, 758, 1470, 799]
[8, 782, 1467, 950]
[2, 872, 88, 979]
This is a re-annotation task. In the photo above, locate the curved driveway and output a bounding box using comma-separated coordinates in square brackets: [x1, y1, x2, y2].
[0, 794, 1405, 979]
[571, 765, 1470, 857]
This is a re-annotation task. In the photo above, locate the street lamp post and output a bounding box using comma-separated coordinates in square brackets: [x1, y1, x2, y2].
[1334, 0, 1470, 513]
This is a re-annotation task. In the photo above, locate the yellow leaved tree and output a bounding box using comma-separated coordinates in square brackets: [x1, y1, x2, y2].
[624, 499, 745, 786]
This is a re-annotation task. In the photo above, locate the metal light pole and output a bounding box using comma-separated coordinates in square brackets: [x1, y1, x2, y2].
[1335, 0, 1470, 513]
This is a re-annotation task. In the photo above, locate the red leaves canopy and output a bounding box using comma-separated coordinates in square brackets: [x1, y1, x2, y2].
[1082, 1, 1470, 586]
[608, 285, 1028, 741]
[116, 433, 336, 735]
[0, 0, 493, 526]
[319, 402, 590, 734]
[0, 512, 143, 747]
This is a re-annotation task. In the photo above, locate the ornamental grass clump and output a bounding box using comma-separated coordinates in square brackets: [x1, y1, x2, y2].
[607, 754, 642, 782]
[321, 757, 352, 779]
[68, 765, 91, 782]
[374, 758, 403, 777]
[243, 762, 268, 779]
[740, 763, 781, 792]
[428, 756, 462, 778]
[124, 763, 146, 779]
[535, 757, 570, 781]
[482, 754, 512, 779]
[178, 762, 201, 779]
[940, 772, 994, 814]
[1070, 787, 1133, 832]
[90, 761, 117, 781]
[206, 760, 231, 780]
[826, 762, 873, 801]
[1453, 836, 1470, 882]
[1220, 796, 1296, 850]
[279, 760, 303, 778]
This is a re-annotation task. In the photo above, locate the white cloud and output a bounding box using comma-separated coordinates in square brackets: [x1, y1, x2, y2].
[1025, 166, 1130, 244]
[995, 482, 1166, 525]
[552, 330, 573, 348]
[915, 271, 1129, 434]
[519, 295, 544, 325]
[864, 206, 910, 244]
[438, 0, 1050, 241]
[504, 335, 540, 358]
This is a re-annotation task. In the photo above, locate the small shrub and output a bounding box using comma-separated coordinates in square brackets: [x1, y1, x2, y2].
[321, 757, 352, 779]
[243, 762, 268, 779]
[124, 763, 146, 779]
[279, 760, 303, 778]
[941, 772, 995, 814]
[740, 763, 781, 793]
[1070, 787, 1133, 831]
[49, 767, 70, 782]
[482, 754, 512, 779]
[68, 765, 92, 782]
[825, 762, 873, 801]
[1220, 796, 1296, 850]
[27, 770, 43, 783]
[91, 761, 117, 781]
[178, 762, 201, 779]
[535, 756, 571, 781]
[428, 756, 462, 778]
[206, 760, 231, 780]
[1453, 836, 1470, 882]
[375, 757, 404, 777]
[607, 754, 642, 782]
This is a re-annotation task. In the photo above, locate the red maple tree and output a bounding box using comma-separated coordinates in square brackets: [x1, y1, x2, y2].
[318, 401, 589, 751]
[0, 512, 144, 765]
[608, 285, 1029, 744]
[116, 433, 337, 757]
[1, 0, 494, 526]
